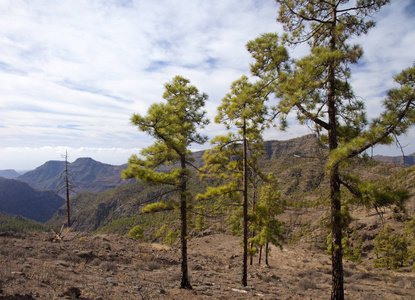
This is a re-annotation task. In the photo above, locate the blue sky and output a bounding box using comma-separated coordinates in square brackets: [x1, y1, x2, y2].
[0, 0, 414, 170]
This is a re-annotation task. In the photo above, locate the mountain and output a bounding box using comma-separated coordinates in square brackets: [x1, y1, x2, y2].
[373, 152, 415, 166]
[0, 169, 21, 179]
[0, 177, 65, 222]
[47, 134, 415, 232]
[18, 157, 133, 195]
[0, 211, 46, 232]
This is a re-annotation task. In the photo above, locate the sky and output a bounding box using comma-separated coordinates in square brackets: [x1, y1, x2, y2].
[0, 0, 414, 171]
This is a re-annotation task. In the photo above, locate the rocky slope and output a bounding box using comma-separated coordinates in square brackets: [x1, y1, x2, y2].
[46, 134, 415, 234]
[0, 231, 413, 299]
[0, 178, 64, 223]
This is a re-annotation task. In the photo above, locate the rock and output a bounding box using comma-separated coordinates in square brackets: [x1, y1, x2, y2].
[63, 287, 81, 299]
[77, 250, 93, 258]
[159, 289, 167, 295]
[56, 260, 70, 267]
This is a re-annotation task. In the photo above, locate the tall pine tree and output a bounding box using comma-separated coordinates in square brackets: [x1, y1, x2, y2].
[200, 76, 269, 286]
[123, 75, 209, 289]
[245, 1, 415, 299]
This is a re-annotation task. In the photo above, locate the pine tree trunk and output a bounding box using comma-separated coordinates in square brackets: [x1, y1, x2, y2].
[258, 245, 262, 266]
[242, 122, 248, 287]
[180, 157, 192, 289]
[265, 243, 269, 266]
[328, 6, 343, 299]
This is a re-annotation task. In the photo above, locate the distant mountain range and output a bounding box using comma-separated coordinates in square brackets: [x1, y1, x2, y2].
[0, 177, 64, 222]
[47, 134, 414, 232]
[373, 153, 415, 166]
[0, 169, 21, 179]
[0, 157, 134, 224]
[1, 135, 414, 228]
[17, 157, 133, 195]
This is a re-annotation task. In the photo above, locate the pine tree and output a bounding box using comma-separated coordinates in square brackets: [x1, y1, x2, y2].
[249, 174, 285, 266]
[123, 75, 209, 289]
[404, 216, 415, 269]
[374, 225, 409, 269]
[245, 1, 415, 298]
[200, 76, 269, 286]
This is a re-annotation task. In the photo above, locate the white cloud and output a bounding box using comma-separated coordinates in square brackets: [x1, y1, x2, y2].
[0, 0, 414, 170]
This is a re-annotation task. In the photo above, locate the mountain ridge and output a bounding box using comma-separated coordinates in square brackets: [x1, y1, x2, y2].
[47, 134, 415, 232]
[0, 177, 64, 222]
[0, 169, 21, 179]
[18, 157, 133, 195]
[373, 152, 415, 165]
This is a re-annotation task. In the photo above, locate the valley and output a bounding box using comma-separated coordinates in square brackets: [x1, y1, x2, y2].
[0, 135, 415, 299]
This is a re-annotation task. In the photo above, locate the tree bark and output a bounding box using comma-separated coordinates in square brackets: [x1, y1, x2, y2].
[328, 5, 344, 300]
[180, 156, 192, 289]
[242, 121, 248, 287]
[64, 151, 71, 228]
[265, 243, 269, 266]
[258, 245, 262, 266]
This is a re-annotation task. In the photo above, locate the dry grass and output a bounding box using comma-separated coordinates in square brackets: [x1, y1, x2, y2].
[0, 232, 414, 299]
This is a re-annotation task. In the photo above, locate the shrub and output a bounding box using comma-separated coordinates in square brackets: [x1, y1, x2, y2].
[100, 261, 118, 272]
[129, 225, 144, 240]
[164, 229, 179, 246]
[404, 216, 415, 267]
[374, 225, 408, 269]
[147, 261, 161, 271]
[298, 278, 317, 290]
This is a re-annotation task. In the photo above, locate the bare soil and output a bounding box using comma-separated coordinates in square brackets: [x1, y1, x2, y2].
[0, 230, 414, 299]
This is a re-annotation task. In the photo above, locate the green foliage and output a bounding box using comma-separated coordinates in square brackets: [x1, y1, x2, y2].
[325, 222, 364, 264]
[342, 236, 363, 264]
[374, 225, 409, 269]
[250, 176, 285, 251]
[123, 75, 208, 289]
[194, 214, 206, 233]
[248, 11, 415, 297]
[340, 173, 410, 220]
[123, 75, 209, 187]
[199, 72, 272, 286]
[156, 224, 168, 239]
[228, 212, 243, 236]
[0, 213, 46, 233]
[404, 216, 415, 268]
[164, 229, 179, 246]
[325, 234, 363, 264]
[129, 225, 144, 240]
[142, 202, 175, 214]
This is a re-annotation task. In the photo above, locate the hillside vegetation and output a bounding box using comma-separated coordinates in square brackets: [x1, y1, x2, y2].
[47, 135, 415, 239]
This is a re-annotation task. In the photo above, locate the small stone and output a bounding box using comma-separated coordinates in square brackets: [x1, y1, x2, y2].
[56, 260, 70, 267]
[159, 289, 167, 295]
[63, 287, 81, 298]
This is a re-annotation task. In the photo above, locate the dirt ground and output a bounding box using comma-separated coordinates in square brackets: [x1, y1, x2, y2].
[0, 231, 414, 299]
